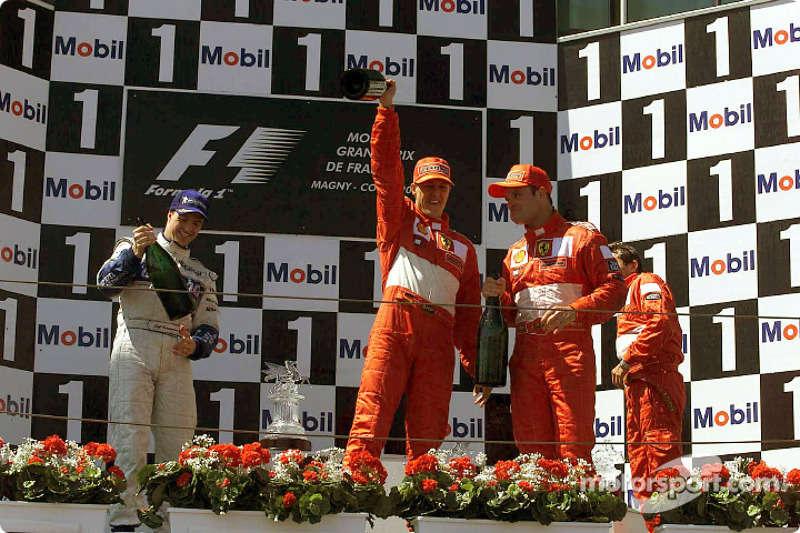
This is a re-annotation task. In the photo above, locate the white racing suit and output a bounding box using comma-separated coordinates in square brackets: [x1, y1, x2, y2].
[97, 233, 220, 527]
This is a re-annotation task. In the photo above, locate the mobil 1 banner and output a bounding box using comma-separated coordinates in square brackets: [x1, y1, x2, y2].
[122, 90, 483, 240]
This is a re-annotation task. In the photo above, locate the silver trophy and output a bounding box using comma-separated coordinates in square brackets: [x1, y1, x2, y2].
[260, 361, 312, 451]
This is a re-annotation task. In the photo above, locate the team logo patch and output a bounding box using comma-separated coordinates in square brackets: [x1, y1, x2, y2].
[538, 258, 566, 270]
[511, 248, 530, 269]
[645, 293, 662, 301]
[413, 237, 426, 248]
[535, 240, 552, 257]
[437, 233, 453, 251]
[417, 222, 428, 234]
[446, 254, 464, 270]
[608, 260, 621, 272]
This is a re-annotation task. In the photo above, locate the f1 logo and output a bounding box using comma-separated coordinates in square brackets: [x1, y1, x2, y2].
[1, 296, 18, 362]
[156, 124, 305, 184]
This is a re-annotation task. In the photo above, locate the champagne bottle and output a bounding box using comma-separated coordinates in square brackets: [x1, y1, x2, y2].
[476, 291, 509, 388]
[340, 68, 388, 101]
[136, 217, 195, 320]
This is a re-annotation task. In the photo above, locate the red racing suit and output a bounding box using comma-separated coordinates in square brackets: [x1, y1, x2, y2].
[499, 211, 626, 461]
[616, 272, 685, 500]
[344, 106, 481, 462]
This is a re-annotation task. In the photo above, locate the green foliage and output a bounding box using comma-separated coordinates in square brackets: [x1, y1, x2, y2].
[135, 437, 392, 528]
[0, 436, 125, 505]
[391, 451, 626, 530]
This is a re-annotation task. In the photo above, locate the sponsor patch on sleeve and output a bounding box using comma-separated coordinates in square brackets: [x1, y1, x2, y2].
[645, 293, 662, 301]
[607, 259, 621, 272]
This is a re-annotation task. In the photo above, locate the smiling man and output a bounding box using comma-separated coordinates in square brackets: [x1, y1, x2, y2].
[344, 80, 487, 467]
[482, 165, 626, 461]
[97, 190, 220, 532]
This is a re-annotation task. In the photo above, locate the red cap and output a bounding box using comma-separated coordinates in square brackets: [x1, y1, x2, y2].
[413, 157, 454, 186]
[488, 164, 552, 198]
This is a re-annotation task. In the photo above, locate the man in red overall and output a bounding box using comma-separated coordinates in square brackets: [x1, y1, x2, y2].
[344, 80, 487, 464]
[482, 165, 626, 461]
[610, 242, 685, 501]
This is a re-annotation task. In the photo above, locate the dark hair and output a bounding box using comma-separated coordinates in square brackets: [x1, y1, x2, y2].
[609, 242, 642, 273]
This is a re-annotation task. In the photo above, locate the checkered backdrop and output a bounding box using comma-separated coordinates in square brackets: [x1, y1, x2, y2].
[1, 0, 799, 485]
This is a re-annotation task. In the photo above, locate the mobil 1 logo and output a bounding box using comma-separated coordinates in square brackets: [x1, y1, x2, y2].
[38, 225, 117, 301]
[487, 0, 557, 43]
[200, 0, 273, 24]
[689, 299, 759, 380]
[0, 140, 44, 223]
[32, 373, 109, 444]
[558, 33, 620, 111]
[685, 7, 752, 88]
[195, 380, 260, 445]
[556, 172, 622, 243]
[338, 240, 380, 315]
[46, 82, 123, 155]
[625, 234, 689, 308]
[271, 27, 345, 97]
[344, 0, 416, 33]
[125, 17, 200, 89]
[622, 90, 687, 170]
[756, 217, 800, 297]
[0, 0, 53, 78]
[687, 151, 755, 232]
[759, 370, 800, 452]
[261, 310, 337, 386]
[754, 68, 800, 149]
[190, 234, 265, 309]
[416, 36, 486, 108]
[0, 290, 36, 372]
[486, 109, 556, 180]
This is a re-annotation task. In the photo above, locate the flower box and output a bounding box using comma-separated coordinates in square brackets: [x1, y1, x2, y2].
[167, 507, 368, 533]
[653, 526, 733, 532]
[0, 500, 109, 532]
[414, 516, 613, 533]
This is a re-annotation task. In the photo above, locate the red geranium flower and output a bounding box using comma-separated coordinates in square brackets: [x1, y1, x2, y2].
[109, 466, 125, 479]
[210, 443, 241, 467]
[278, 449, 304, 465]
[42, 435, 68, 456]
[176, 471, 192, 487]
[494, 460, 520, 481]
[282, 492, 297, 509]
[517, 481, 534, 493]
[95, 443, 117, 463]
[421, 478, 438, 493]
[447, 457, 477, 480]
[347, 451, 387, 485]
[405, 454, 439, 476]
[786, 469, 800, 485]
[27, 456, 44, 464]
[303, 470, 319, 483]
[449, 483, 460, 492]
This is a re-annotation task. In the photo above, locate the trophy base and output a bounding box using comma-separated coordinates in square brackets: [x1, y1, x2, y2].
[260, 435, 312, 452]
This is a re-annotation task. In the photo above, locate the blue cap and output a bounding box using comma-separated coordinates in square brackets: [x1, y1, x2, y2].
[169, 189, 209, 220]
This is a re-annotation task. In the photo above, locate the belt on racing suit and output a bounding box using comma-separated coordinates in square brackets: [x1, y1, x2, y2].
[126, 319, 182, 338]
[624, 363, 680, 413]
[516, 319, 586, 336]
[393, 288, 455, 325]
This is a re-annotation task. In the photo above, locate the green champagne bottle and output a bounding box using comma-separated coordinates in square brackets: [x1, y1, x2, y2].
[137, 217, 195, 320]
[475, 294, 509, 388]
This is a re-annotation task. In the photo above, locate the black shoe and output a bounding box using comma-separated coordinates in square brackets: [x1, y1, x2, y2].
[110, 525, 138, 532]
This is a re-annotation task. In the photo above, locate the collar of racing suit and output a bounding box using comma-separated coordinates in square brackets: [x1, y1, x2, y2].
[523, 209, 563, 240]
[413, 202, 450, 232]
[624, 272, 638, 288]
[157, 232, 190, 260]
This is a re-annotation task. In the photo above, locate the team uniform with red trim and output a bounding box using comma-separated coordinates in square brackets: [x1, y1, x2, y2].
[499, 211, 626, 461]
[616, 271, 685, 500]
[344, 106, 481, 462]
